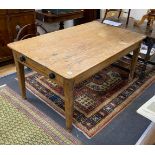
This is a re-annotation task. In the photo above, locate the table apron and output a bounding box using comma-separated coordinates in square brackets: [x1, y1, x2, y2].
[74, 41, 142, 85]
[13, 51, 64, 86]
[13, 41, 141, 87]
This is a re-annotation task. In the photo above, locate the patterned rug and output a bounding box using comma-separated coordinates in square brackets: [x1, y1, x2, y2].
[25, 59, 155, 138]
[0, 85, 81, 144]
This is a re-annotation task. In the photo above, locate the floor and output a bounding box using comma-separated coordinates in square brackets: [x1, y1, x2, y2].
[0, 63, 16, 78]
[0, 68, 153, 144]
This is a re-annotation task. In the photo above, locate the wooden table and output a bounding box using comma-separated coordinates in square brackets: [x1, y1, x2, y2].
[8, 21, 145, 131]
[36, 9, 84, 30]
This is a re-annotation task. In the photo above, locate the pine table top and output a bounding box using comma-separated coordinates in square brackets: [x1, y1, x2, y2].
[8, 21, 146, 79]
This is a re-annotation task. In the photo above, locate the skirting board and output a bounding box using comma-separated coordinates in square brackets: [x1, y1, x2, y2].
[136, 122, 155, 145]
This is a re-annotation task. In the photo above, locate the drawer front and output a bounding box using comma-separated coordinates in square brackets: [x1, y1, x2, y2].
[15, 53, 64, 86]
[8, 12, 35, 41]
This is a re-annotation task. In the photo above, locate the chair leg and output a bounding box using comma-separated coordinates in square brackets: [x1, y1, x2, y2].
[118, 9, 122, 19]
[102, 9, 108, 22]
[126, 9, 131, 27]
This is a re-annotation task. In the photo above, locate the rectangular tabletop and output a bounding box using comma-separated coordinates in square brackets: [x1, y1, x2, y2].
[8, 21, 146, 80]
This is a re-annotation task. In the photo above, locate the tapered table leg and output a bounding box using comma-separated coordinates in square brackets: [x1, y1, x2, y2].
[64, 79, 74, 131]
[129, 47, 140, 81]
[13, 53, 26, 99]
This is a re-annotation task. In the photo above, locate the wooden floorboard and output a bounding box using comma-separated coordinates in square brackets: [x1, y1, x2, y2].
[0, 64, 16, 78]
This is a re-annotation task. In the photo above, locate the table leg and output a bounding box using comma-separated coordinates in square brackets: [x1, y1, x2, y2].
[13, 53, 26, 99]
[64, 79, 74, 131]
[129, 47, 140, 81]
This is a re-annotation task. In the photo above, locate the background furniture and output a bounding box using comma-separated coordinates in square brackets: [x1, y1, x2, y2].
[134, 9, 155, 31]
[103, 9, 122, 20]
[0, 9, 35, 64]
[100, 17, 155, 77]
[36, 9, 84, 30]
[126, 17, 155, 75]
[102, 9, 131, 27]
[74, 9, 100, 25]
[15, 23, 47, 41]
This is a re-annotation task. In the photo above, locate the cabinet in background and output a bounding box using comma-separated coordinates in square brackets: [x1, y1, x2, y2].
[74, 9, 100, 25]
[0, 9, 35, 63]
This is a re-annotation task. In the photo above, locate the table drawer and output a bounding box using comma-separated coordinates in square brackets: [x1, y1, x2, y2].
[15, 53, 64, 86]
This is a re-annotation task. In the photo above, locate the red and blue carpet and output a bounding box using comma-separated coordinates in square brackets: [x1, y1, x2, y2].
[25, 59, 155, 138]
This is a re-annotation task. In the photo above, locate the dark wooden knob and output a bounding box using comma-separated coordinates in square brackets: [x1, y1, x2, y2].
[19, 55, 26, 62]
[49, 73, 56, 79]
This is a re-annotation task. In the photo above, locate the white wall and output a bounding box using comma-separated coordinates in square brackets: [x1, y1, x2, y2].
[64, 20, 74, 28]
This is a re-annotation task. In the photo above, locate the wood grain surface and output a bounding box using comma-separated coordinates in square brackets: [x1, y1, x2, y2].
[8, 21, 145, 80]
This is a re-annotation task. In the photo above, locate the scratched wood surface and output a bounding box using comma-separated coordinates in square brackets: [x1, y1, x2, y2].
[8, 21, 145, 79]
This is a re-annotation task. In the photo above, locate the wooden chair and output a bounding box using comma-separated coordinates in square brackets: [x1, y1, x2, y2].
[102, 9, 131, 27]
[15, 22, 48, 41]
[14, 23, 47, 70]
[134, 9, 155, 31]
